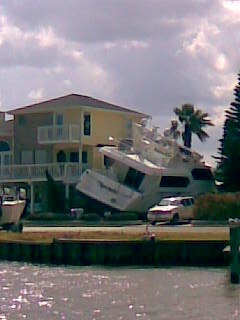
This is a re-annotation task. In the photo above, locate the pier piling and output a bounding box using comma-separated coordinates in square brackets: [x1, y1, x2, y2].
[230, 225, 240, 284]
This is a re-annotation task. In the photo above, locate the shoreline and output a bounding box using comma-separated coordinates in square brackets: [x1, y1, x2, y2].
[0, 223, 230, 267]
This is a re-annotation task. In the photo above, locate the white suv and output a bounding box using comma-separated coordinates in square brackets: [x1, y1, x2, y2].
[147, 196, 194, 225]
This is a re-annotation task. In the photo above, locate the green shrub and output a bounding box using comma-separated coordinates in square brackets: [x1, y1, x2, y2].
[194, 192, 240, 220]
[105, 212, 139, 221]
[81, 213, 101, 221]
[27, 212, 73, 221]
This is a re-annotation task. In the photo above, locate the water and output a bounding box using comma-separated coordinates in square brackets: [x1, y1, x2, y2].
[0, 262, 239, 320]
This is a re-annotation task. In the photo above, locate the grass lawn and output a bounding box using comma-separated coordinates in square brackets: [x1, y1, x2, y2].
[0, 227, 229, 243]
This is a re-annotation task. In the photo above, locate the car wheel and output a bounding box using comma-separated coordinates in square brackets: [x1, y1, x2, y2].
[151, 221, 156, 226]
[171, 213, 179, 225]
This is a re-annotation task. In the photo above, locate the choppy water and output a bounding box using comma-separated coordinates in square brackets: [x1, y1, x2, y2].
[0, 262, 239, 320]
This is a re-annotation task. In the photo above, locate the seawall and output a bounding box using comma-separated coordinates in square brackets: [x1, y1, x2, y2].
[0, 238, 229, 267]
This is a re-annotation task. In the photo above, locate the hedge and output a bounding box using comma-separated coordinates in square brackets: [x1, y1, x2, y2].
[194, 193, 240, 220]
[27, 212, 74, 221]
[81, 213, 101, 221]
[104, 212, 139, 221]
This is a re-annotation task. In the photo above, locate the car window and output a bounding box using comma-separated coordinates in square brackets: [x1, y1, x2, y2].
[181, 198, 193, 206]
[159, 199, 170, 206]
[159, 198, 194, 206]
[172, 200, 180, 206]
[185, 198, 194, 205]
[181, 199, 187, 206]
[159, 199, 178, 206]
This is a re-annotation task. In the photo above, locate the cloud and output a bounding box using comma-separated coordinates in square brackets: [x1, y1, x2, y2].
[28, 88, 44, 101]
[0, 0, 239, 166]
[0, 4, 116, 107]
[104, 40, 150, 50]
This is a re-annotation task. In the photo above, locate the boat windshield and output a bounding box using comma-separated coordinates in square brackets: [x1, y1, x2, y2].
[159, 199, 179, 206]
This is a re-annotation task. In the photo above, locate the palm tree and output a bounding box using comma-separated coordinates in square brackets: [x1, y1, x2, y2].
[174, 103, 214, 148]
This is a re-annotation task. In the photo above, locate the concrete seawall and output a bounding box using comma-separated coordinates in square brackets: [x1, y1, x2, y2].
[0, 239, 229, 267]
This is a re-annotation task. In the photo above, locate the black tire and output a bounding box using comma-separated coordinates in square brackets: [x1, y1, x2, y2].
[171, 213, 179, 225]
[151, 221, 156, 226]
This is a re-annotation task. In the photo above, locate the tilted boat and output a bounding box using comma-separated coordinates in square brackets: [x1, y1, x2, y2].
[76, 122, 215, 212]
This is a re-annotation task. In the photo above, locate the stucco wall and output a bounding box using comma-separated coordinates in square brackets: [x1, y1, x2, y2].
[81, 110, 142, 145]
[12, 107, 144, 168]
[14, 113, 53, 164]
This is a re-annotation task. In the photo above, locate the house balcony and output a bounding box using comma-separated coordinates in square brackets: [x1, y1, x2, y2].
[0, 162, 82, 183]
[37, 125, 81, 144]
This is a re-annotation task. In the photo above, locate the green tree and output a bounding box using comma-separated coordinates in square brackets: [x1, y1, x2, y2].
[216, 72, 240, 191]
[174, 103, 214, 148]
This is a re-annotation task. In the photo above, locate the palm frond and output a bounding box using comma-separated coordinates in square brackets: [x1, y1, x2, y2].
[196, 129, 209, 142]
[174, 103, 213, 147]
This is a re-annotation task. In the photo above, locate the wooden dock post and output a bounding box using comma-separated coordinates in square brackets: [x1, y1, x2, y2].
[230, 224, 240, 284]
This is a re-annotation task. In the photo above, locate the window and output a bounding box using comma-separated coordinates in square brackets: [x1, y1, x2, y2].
[70, 152, 79, 163]
[84, 113, 91, 136]
[0, 141, 10, 151]
[35, 150, 47, 164]
[191, 168, 214, 181]
[104, 156, 115, 168]
[124, 167, 145, 190]
[54, 113, 64, 125]
[21, 150, 33, 164]
[181, 199, 190, 206]
[82, 151, 88, 164]
[160, 176, 190, 188]
[18, 115, 26, 125]
[126, 119, 132, 129]
[57, 150, 66, 163]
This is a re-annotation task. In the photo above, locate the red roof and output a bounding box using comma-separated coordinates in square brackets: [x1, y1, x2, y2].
[7, 93, 149, 117]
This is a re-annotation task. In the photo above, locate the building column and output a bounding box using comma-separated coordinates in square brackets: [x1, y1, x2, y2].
[30, 182, 35, 215]
[79, 110, 83, 173]
[65, 183, 70, 211]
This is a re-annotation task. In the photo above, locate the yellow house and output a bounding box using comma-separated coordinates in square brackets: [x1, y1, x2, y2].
[0, 94, 149, 213]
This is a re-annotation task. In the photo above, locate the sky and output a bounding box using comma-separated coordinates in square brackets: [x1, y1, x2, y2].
[0, 0, 240, 166]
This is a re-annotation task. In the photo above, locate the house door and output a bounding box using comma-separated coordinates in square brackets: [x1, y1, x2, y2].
[57, 150, 66, 162]
[57, 150, 66, 177]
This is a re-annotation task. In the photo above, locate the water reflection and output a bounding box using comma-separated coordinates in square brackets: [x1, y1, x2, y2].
[0, 262, 239, 319]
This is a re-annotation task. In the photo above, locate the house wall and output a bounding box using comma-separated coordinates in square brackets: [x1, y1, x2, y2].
[78, 109, 142, 169]
[14, 113, 53, 164]
[13, 107, 144, 169]
[52, 108, 143, 169]
[65, 109, 82, 125]
[81, 109, 140, 145]
[0, 120, 14, 152]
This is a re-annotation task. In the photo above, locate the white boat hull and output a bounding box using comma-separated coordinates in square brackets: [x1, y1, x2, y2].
[76, 122, 216, 213]
[1, 200, 26, 225]
[76, 169, 215, 212]
[76, 170, 142, 211]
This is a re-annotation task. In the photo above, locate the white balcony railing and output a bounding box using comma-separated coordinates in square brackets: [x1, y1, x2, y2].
[38, 125, 81, 144]
[0, 162, 82, 182]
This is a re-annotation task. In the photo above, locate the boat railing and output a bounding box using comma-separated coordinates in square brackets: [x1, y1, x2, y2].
[118, 138, 134, 152]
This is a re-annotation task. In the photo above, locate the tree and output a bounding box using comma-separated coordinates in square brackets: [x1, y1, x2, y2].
[216, 72, 240, 191]
[174, 103, 214, 148]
